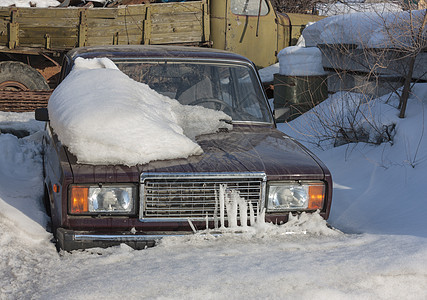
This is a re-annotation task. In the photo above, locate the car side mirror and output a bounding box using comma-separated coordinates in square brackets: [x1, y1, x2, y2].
[35, 107, 49, 122]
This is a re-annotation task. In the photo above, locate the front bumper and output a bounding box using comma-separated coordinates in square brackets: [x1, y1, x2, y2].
[57, 228, 195, 251]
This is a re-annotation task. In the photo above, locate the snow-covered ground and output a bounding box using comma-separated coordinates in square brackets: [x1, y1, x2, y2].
[1, 82, 426, 298]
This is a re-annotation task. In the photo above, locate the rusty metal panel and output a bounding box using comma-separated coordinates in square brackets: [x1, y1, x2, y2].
[0, 90, 52, 112]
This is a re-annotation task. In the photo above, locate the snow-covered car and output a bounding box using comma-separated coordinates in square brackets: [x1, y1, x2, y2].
[36, 45, 332, 251]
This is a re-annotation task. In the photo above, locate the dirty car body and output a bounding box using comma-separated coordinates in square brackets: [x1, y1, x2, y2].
[39, 45, 332, 251]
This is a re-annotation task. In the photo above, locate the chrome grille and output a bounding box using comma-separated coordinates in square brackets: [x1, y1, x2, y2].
[140, 173, 266, 220]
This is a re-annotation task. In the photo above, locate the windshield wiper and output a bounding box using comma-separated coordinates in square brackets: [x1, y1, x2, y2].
[220, 119, 233, 125]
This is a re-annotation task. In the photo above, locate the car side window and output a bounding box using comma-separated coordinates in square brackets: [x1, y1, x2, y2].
[232, 66, 268, 121]
[230, 0, 269, 16]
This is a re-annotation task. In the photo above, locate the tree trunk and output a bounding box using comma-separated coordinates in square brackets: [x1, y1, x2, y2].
[398, 55, 416, 118]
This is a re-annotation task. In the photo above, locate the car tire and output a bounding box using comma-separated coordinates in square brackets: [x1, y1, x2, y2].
[0, 61, 50, 91]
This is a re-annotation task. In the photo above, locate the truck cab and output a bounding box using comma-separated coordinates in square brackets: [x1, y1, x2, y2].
[209, 0, 323, 68]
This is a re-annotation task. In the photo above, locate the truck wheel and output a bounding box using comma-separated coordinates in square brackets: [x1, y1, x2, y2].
[0, 61, 50, 91]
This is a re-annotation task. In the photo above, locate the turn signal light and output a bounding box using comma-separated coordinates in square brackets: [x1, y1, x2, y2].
[308, 185, 325, 210]
[53, 184, 60, 193]
[70, 187, 88, 213]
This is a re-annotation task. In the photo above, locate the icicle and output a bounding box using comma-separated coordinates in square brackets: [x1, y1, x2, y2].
[238, 196, 248, 228]
[187, 218, 197, 233]
[205, 213, 209, 231]
[214, 188, 218, 229]
[225, 192, 231, 227]
[256, 207, 266, 226]
[225, 190, 238, 228]
[219, 184, 225, 229]
[249, 201, 255, 226]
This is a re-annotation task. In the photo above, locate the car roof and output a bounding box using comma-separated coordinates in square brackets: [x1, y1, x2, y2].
[66, 45, 254, 65]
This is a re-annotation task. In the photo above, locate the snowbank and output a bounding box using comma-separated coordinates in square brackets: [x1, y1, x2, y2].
[302, 9, 427, 48]
[48, 57, 232, 166]
[279, 83, 427, 237]
[282, 91, 399, 149]
[0, 131, 50, 244]
[277, 46, 325, 76]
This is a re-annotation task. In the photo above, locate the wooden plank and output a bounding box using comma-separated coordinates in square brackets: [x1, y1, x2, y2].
[13, 17, 79, 27]
[151, 22, 203, 35]
[8, 9, 18, 49]
[85, 35, 142, 46]
[86, 17, 144, 28]
[19, 27, 78, 37]
[87, 28, 143, 38]
[151, 12, 202, 23]
[18, 36, 77, 45]
[87, 25, 142, 33]
[149, 1, 203, 14]
[15, 42, 76, 50]
[0, 20, 8, 32]
[86, 25, 143, 34]
[0, 10, 10, 18]
[50, 37, 80, 48]
[150, 5, 203, 15]
[117, 5, 146, 16]
[150, 32, 201, 44]
[202, 1, 209, 42]
[78, 10, 87, 47]
[144, 5, 151, 45]
[16, 7, 81, 19]
[85, 8, 118, 19]
[17, 37, 77, 49]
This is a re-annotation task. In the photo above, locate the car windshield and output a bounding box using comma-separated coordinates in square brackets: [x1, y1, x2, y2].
[113, 59, 273, 124]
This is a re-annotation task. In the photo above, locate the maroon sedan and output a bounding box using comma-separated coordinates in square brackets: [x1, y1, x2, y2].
[36, 45, 332, 251]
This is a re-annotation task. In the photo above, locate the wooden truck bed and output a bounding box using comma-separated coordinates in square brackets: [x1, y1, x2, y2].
[0, 1, 209, 54]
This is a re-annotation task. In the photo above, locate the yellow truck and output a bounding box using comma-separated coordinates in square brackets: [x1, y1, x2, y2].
[0, 0, 323, 94]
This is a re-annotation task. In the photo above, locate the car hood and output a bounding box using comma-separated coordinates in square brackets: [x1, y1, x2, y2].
[68, 126, 327, 183]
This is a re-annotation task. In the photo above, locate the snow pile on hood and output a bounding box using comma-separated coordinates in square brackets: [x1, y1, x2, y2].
[48, 57, 232, 166]
[277, 46, 325, 76]
[302, 9, 427, 48]
[0, 0, 60, 7]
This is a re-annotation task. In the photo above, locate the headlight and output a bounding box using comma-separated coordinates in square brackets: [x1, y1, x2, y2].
[267, 182, 325, 212]
[70, 184, 137, 215]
